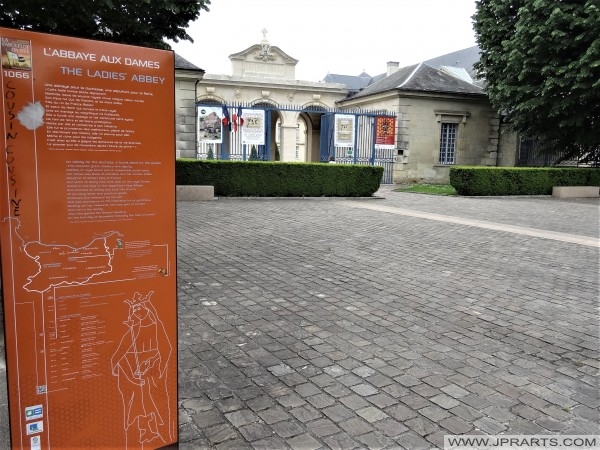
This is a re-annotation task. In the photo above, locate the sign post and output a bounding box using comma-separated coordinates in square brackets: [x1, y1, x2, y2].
[0, 28, 178, 449]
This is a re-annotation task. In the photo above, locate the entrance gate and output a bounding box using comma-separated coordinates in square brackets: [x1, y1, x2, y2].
[196, 102, 397, 183]
[319, 113, 397, 184]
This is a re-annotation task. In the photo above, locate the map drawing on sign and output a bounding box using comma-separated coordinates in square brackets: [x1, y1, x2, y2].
[3, 217, 132, 293]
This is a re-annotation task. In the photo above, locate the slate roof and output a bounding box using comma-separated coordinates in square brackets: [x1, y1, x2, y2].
[322, 72, 373, 92]
[423, 45, 481, 79]
[347, 62, 484, 100]
[323, 46, 484, 99]
[174, 53, 204, 71]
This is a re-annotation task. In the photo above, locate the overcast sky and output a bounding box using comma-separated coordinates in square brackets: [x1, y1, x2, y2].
[170, 0, 478, 82]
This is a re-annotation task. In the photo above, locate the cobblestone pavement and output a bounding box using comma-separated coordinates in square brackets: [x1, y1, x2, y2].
[1, 189, 599, 449]
[176, 189, 599, 449]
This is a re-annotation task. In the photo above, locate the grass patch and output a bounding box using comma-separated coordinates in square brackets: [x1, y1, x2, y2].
[394, 184, 457, 195]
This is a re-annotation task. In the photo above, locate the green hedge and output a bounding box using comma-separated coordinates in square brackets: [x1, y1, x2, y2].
[176, 159, 384, 197]
[449, 166, 600, 196]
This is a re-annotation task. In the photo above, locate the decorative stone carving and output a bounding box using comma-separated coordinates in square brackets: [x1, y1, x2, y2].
[205, 86, 215, 93]
[261, 90, 270, 98]
[255, 28, 276, 61]
[234, 88, 242, 98]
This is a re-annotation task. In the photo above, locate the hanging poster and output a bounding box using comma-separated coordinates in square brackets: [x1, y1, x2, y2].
[0, 27, 177, 449]
[197, 106, 223, 143]
[242, 109, 265, 145]
[375, 116, 396, 149]
[334, 114, 355, 147]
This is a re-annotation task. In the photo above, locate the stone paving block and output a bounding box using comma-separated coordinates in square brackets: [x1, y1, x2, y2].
[337, 374, 363, 387]
[356, 431, 396, 449]
[572, 405, 600, 422]
[280, 373, 308, 387]
[323, 432, 361, 450]
[439, 416, 473, 434]
[356, 406, 389, 423]
[276, 393, 306, 408]
[536, 416, 569, 432]
[271, 420, 306, 439]
[238, 422, 274, 442]
[289, 404, 322, 423]
[286, 433, 323, 450]
[441, 383, 471, 399]
[422, 374, 451, 388]
[507, 417, 546, 435]
[306, 393, 336, 409]
[474, 416, 507, 434]
[352, 366, 377, 378]
[310, 373, 336, 388]
[429, 394, 461, 410]
[385, 403, 419, 421]
[322, 404, 355, 422]
[258, 406, 291, 424]
[323, 384, 352, 398]
[382, 384, 410, 398]
[268, 363, 295, 377]
[216, 438, 254, 450]
[181, 397, 213, 414]
[250, 436, 289, 450]
[395, 374, 421, 387]
[295, 382, 322, 398]
[339, 417, 375, 436]
[350, 383, 379, 396]
[339, 394, 370, 410]
[401, 393, 433, 410]
[366, 392, 398, 409]
[418, 405, 452, 422]
[395, 431, 434, 449]
[373, 418, 409, 438]
[246, 395, 275, 412]
[205, 422, 239, 445]
[306, 418, 341, 437]
[193, 410, 225, 428]
[215, 397, 245, 413]
[225, 409, 260, 427]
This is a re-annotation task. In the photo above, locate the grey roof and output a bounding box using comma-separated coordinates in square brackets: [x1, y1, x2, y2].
[322, 73, 373, 91]
[174, 53, 204, 71]
[423, 45, 481, 78]
[324, 46, 484, 98]
[347, 62, 484, 100]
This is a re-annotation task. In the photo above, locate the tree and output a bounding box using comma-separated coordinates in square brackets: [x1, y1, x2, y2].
[0, 0, 211, 49]
[249, 145, 258, 161]
[473, 0, 600, 162]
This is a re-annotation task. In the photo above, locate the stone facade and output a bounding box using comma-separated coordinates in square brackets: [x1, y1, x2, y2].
[174, 55, 205, 158]
[175, 40, 518, 183]
[336, 62, 518, 183]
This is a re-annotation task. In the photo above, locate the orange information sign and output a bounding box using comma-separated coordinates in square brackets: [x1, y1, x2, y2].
[0, 28, 177, 449]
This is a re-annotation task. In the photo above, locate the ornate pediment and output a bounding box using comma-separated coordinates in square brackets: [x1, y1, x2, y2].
[227, 29, 298, 79]
[228, 44, 298, 65]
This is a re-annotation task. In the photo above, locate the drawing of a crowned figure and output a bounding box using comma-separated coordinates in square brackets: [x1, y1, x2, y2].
[111, 291, 173, 447]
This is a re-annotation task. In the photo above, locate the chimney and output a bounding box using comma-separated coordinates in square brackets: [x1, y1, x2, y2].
[387, 61, 400, 76]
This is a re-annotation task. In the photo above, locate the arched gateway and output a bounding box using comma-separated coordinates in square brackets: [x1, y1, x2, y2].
[188, 32, 396, 182]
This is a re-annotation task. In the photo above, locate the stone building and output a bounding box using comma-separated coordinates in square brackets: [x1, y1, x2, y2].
[175, 38, 517, 184]
[182, 32, 350, 164]
[328, 47, 517, 183]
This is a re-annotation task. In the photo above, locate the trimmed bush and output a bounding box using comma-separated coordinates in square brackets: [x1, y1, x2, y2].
[176, 159, 383, 197]
[450, 166, 600, 196]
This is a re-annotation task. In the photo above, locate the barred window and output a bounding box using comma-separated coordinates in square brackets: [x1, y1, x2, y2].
[439, 122, 457, 164]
